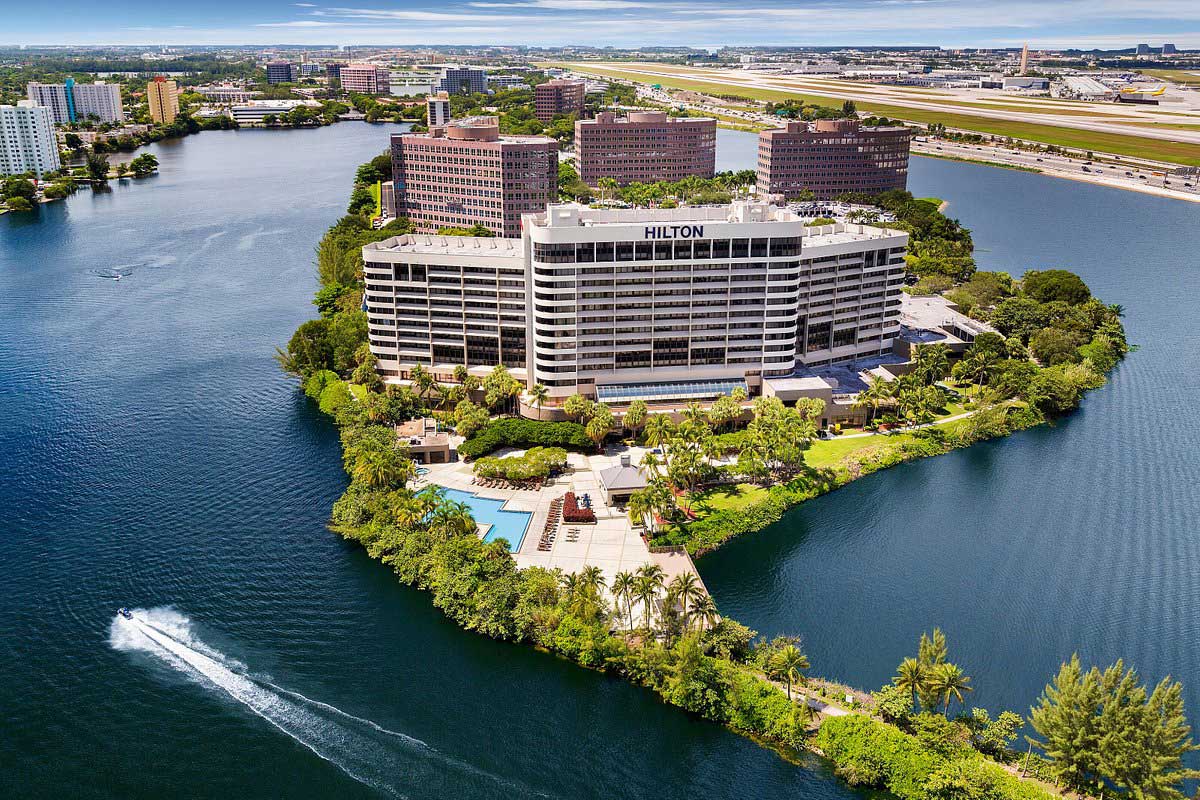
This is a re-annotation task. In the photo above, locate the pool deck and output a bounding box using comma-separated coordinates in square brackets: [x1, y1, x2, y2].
[415, 445, 706, 596]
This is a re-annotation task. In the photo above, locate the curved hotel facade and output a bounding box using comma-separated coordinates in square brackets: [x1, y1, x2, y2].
[363, 201, 908, 404]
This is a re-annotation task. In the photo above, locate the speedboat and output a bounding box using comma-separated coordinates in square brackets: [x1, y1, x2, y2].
[118, 607, 132, 620]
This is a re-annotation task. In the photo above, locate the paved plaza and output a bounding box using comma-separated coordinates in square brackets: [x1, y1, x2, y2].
[416, 445, 705, 592]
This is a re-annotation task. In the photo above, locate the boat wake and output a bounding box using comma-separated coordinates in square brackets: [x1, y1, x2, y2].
[110, 607, 544, 798]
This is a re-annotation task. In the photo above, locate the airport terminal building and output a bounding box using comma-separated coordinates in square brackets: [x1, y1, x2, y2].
[363, 201, 908, 404]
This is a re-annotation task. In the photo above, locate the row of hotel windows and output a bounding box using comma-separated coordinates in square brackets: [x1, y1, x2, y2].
[532, 237, 802, 264]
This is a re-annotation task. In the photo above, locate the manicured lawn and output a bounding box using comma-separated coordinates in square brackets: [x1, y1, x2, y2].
[806, 433, 912, 470]
[688, 483, 769, 515]
[1139, 69, 1200, 87]
[369, 181, 381, 217]
[348, 383, 368, 401]
[542, 62, 1200, 166]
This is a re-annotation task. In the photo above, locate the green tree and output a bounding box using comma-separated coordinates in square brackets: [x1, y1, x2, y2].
[129, 153, 158, 177]
[623, 399, 648, 437]
[611, 571, 636, 633]
[767, 644, 810, 701]
[85, 151, 109, 182]
[2, 176, 36, 201]
[563, 392, 591, 422]
[1022, 269, 1091, 305]
[667, 572, 703, 623]
[894, 657, 929, 712]
[929, 662, 973, 714]
[528, 383, 549, 419]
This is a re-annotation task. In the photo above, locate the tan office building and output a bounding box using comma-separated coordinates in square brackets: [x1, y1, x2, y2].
[146, 77, 179, 124]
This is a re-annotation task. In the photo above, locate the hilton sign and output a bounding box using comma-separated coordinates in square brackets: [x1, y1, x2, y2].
[644, 225, 704, 239]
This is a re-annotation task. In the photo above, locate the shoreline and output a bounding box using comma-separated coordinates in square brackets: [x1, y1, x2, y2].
[912, 146, 1200, 204]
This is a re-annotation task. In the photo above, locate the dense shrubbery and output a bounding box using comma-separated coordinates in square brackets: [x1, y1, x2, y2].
[816, 715, 1057, 800]
[472, 447, 568, 481]
[458, 418, 592, 459]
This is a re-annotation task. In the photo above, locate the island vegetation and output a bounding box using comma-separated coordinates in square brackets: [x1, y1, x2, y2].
[272, 156, 1189, 800]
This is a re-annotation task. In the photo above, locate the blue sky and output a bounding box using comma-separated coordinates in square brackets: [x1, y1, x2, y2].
[2, 0, 1195, 49]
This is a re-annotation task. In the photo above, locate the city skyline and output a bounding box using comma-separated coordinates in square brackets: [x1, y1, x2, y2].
[2, 0, 1197, 49]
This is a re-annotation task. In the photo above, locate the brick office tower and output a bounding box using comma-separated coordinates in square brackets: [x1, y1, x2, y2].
[390, 116, 558, 238]
[534, 79, 585, 121]
[574, 111, 715, 186]
[757, 118, 912, 200]
[339, 63, 391, 95]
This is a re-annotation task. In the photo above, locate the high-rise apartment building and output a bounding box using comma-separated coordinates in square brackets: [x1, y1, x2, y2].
[27, 79, 124, 124]
[0, 101, 61, 176]
[146, 77, 179, 124]
[361, 201, 908, 400]
[534, 79, 585, 121]
[1162, 43, 1178, 55]
[339, 63, 391, 95]
[437, 66, 488, 95]
[390, 117, 557, 238]
[265, 61, 297, 84]
[574, 111, 716, 186]
[426, 91, 451, 127]
[757, 119, 912, 200]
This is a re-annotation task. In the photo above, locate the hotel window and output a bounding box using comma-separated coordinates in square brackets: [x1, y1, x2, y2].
[731, 238, 749, 259]
[654, 242, 672, 260]
[635, 242, 654, 261]
[595, 241, 615, 262]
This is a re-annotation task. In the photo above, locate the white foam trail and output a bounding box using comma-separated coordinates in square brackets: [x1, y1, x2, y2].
[110, 608, 549, 799]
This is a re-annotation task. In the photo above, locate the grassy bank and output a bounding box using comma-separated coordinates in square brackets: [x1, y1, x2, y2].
[914, 151, 1045, 173]
[542, 62, 1200, 166]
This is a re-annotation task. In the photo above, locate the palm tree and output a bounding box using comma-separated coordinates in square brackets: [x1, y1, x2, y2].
[639, 451, 661, 478]
[930, 662, 973, 714]
[643, 415, 675, 466]
[580, 565, 607, 600]
[627, 488, 654, 531]
[767, 645, 810, 701]
[586, 415, 609, 452]
[667, 572, 703, 621]
[611, 571, 636, 633]
[689, 593, 719, 631]
[635, 563, 666, 631]
[529, 383, 549, 420]
[682, 400, 706, 424]
[353, 450, 402, 489]
[893, 657, 927, 711]
[453, 364, 469, 385]
[408, 364, 433, 401]
[855, 374, 894, 424]
[430, 499, 476, 538]
[913, 344, 950, 387]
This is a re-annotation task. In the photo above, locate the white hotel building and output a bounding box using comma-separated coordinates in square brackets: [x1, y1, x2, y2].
[362, 201, 908, 404]
[0, 101, 61, 176]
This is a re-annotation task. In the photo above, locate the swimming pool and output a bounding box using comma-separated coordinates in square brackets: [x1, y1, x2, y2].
[437, 488, 531, 552]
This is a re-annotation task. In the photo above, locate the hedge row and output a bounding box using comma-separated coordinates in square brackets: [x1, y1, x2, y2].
[458, 418, 592, 460]
[816, 715, 1057, 800]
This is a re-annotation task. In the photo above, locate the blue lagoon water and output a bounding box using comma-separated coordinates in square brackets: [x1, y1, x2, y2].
[0, 125, 871, 799]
